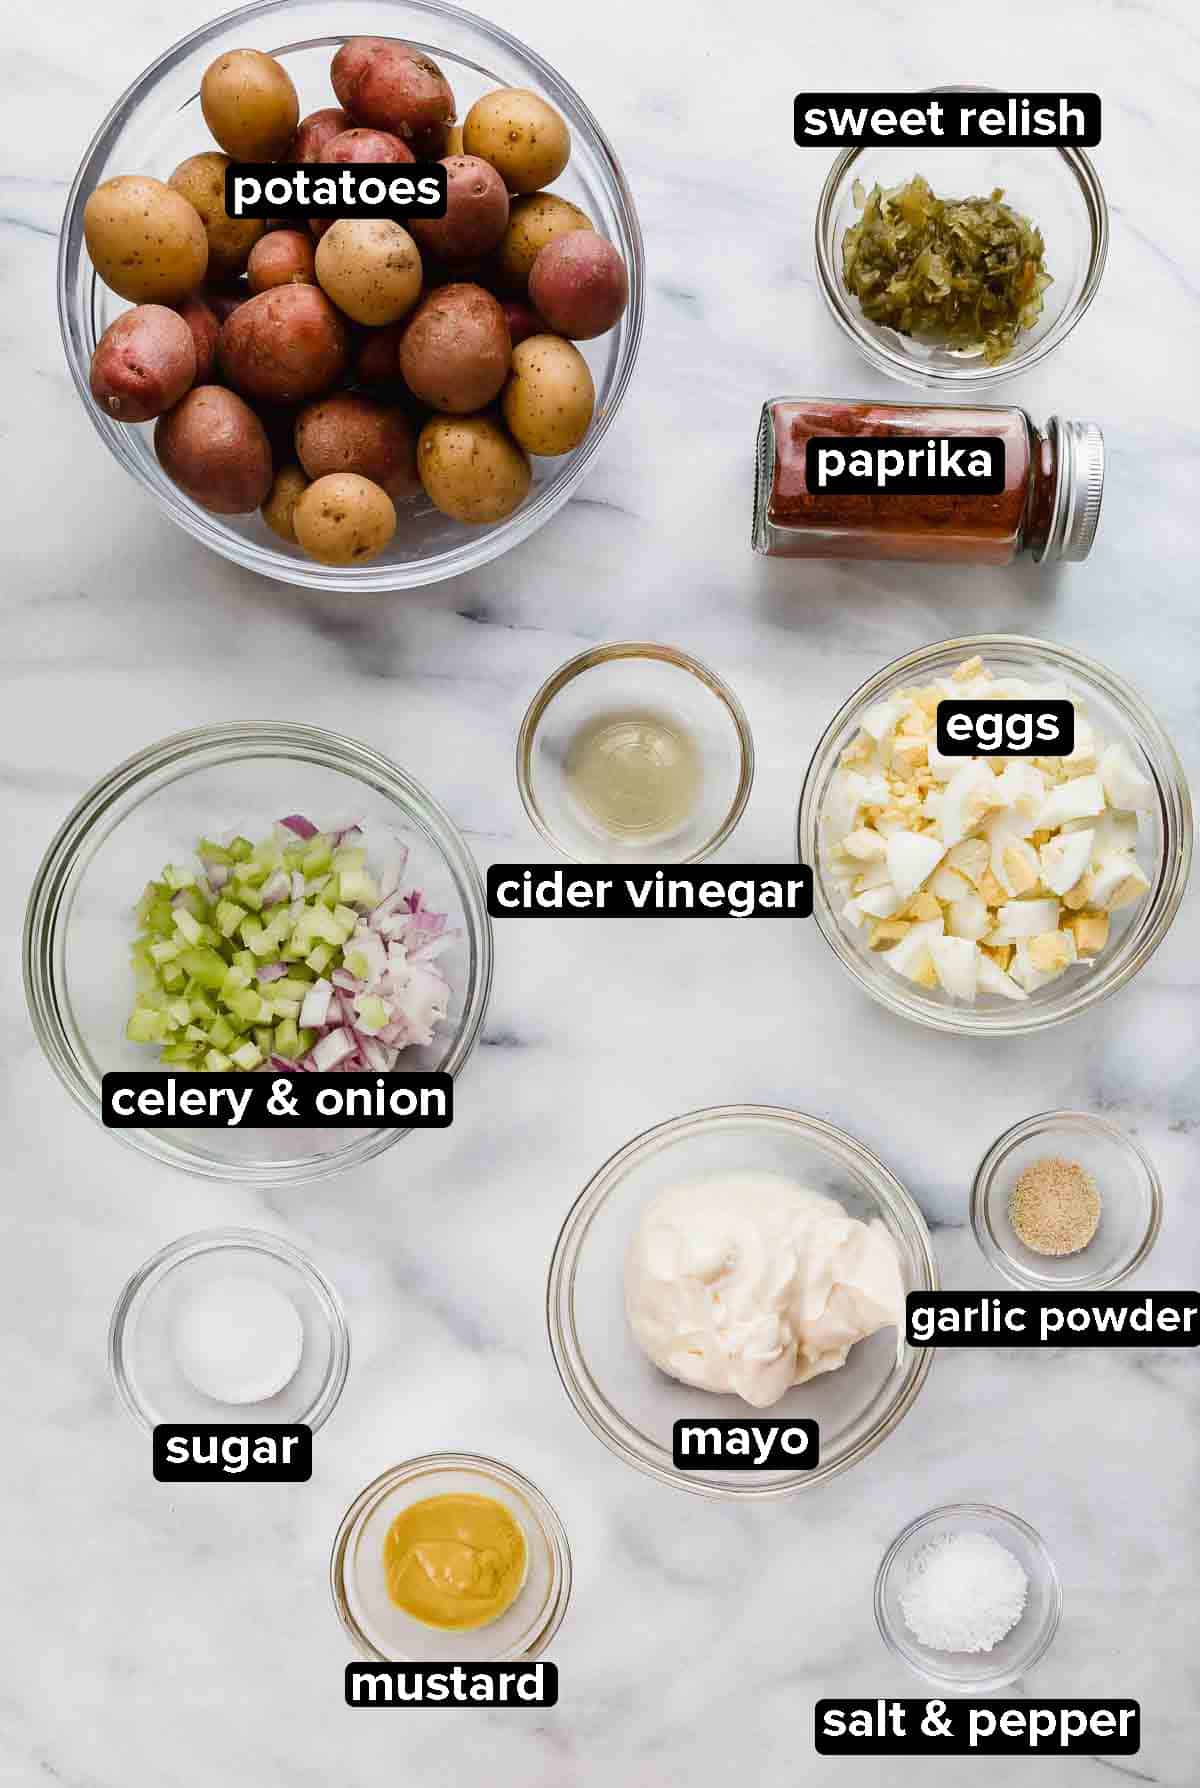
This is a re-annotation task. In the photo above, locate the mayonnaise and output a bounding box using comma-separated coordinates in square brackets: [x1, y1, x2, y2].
[624, 1172, 906, 1408]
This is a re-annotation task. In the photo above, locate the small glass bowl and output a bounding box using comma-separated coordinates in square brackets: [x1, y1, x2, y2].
[971, 1110, 1161, 1290]
[58, 0, 644, 591]
[331, 1454, 572, 1661]
[875, 1503, 1062, 1692]
[23, 722, 492, 1184]
[109, 1227, 350, 1431]
[516, 643, 754, 863]
[797, 634, 1192, 1037]
[814, 87, 1108, 390]
[547, 1105, 937, 1500]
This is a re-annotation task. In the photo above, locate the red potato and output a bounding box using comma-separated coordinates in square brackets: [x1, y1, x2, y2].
[528, 230, 628, 339]
[155, 386, 273, 513]
[331, 36, 456, 144]
[295, 392, 420, 501]
[219, 284, 349, 403]
[501, 300, 547, 348]
[247, 229, 317, 293]
[290, 106, 353, 162]
[310, 127, 415, 240]
[175, 296, 221, 382]
[353, 322, 407, 389]
[89, 304, 197, 422]
[398, 283, 510, 413]
[410, 155, 509, 262]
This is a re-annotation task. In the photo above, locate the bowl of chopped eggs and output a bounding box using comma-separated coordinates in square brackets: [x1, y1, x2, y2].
[797, 635, 1192, 1035]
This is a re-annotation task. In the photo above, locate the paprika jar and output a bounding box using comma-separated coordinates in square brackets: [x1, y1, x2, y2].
[752, 398, 1104, 565]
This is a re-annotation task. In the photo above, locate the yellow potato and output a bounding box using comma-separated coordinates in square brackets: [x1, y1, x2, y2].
[83, 175, 208, 303]
[315, 219, 423, 326]
[417, 414, 531, 524]
[495, 192, 591, 291]
[501, 334, 594, 456]
[261, 462, 310, 542]
[169, 152, 264, 278]
[462, 88, 570, 194]
[201, 48, 299, 162]
[293, 472, 396, 564]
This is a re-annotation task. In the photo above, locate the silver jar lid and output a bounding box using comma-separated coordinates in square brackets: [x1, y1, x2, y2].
[1038, 417, 1105, 563]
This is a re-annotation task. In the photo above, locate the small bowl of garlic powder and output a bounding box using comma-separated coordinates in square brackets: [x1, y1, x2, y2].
[875, 1503, 1061, 1692]
[971, 1110, 1162, 1290]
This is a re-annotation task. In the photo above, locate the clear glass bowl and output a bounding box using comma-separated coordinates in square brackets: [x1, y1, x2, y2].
[875, 1503, 1062, 1692]
[331, 1453, 572, 1661]
[797, 634, 1192, 1036]
[516, 643, 755, 864]
[546, 1105, 937, 1500]
[814, 88, 1108, 390]
[971, 1110, 1161, 1290]
[57, 0, 645, 591]
[109, 1226, 350, 1430]
[23, 722, 492, 1184]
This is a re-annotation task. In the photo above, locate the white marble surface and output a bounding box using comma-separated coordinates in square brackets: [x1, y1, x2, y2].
[4, 0, 1199, 1781]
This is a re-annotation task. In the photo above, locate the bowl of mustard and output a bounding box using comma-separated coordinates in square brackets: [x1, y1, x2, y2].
[330, 1453, 572, 1662]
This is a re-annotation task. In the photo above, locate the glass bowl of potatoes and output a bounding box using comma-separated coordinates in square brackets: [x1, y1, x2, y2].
[58, 0, 644, 590]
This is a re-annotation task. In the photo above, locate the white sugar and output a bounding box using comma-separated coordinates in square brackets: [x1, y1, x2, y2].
[173, 1275, 303, 1405]
[899, 1531, 1028, 1654]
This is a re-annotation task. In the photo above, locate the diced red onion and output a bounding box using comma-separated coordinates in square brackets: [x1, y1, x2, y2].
[311, 1026, 355, 1072]
[279, 814, 319, 839]
[299, 981, 332, 1028]
[256, 962, 287, 983]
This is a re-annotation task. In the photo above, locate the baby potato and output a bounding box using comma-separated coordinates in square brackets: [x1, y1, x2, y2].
[155, 385, 273, 513]
[417, 413, 530, 524]
[501, 333, 594, 457]
[219, 284, 349, 403]
[289, 106, 353, 162]
[201, 48, 299, 161]
[295, 393, 419, 501]
[410, 155, 509, 262]
[528, 229, 628, 339]
[399, 282, 510, 413]
[293, 471, 396, 564]
[169, 152, 264, 279]
[315, 218, 422, 326]
[261, 461, 309, 541]
[247, 229, 317, 293]
[174, 295, 221, 381]
[501, 300, 546, 348]
[83, 175, 208, 303]
[462, 89, 570, 194]
[89, 304, 197, 422]
[495, 192, 590, 291]
[331, 37, 456, 145]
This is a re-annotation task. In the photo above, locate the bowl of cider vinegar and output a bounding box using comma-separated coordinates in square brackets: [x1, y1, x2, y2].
[516, 643, 754, 864]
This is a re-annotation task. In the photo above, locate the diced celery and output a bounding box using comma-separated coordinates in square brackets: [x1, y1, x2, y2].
[173, 907, 203, 946]
[338, 869, 380, 907]
[301, 840, 333, 876]
[208, 1015, 237, 1051]
[253, 1026, 274, 1055]
[297, 1027, 316, 1056]
[306, 944, 333, 973]
[220, 964, 253, 999]
[179, 947, 228, 990]
[355, 994, 389, 1033]
[230, 1041, 262, 1071]
[185, 1025, 209, 1043]
[148, 938, 181, 965]
[228, 837, 254, 863]
[273, 1017, 302, 1059]
[163, 864, 196, 890]
[238, 883, 264, 912]
[147, 898, 176, 937]
[189, 992, 217, 1023]
[232, 949, 256, 973]
[333, 846, 366, 874]
[216, 899, 248, 939]
[204, 1049, 233, 1071]
[161, 1042, 199, 1064]
[161, 963, 186, 991]
[198, 839, 233, 866]
[127, 1007, 168, 1044]
[228, 988, 264, 1024]
[268, 997, 301, 1021]
[167, 998, 192, 1030]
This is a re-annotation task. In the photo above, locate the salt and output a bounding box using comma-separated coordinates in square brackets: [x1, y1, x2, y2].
[899, 1531, 1028, 1654]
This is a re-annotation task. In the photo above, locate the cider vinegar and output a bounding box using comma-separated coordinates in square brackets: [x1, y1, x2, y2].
[564, 708, 701, 842]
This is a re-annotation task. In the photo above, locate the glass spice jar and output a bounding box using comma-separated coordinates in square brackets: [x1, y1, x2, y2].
[752, 398, 1104, 565]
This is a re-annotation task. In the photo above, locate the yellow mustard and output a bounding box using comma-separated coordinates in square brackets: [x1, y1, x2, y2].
[383, 1493, 527, 1631]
